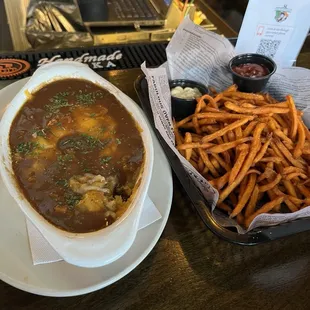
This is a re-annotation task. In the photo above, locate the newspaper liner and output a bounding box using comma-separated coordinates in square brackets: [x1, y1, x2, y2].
[141, 16, 310, 234]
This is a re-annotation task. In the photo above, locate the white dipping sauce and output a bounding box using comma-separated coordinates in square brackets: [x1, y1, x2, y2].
[171, 86, 202, 100]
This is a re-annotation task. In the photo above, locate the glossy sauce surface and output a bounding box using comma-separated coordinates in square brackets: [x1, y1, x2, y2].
[232, 63, 270, 78]
[9, 79, 144, 233]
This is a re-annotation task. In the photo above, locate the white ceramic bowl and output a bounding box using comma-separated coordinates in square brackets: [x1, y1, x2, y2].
[0, 62, 154, 268]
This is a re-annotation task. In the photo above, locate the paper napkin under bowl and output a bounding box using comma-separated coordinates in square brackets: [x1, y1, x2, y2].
[26, 195, 161, 265]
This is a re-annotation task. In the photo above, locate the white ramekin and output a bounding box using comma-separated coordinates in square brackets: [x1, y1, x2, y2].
[0, 62, 154, 268]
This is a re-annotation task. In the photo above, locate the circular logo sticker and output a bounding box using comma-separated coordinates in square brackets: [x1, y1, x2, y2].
[0, 59, 31, 78]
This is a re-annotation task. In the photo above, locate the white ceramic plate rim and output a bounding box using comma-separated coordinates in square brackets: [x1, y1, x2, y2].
[0, 78, 173, 297]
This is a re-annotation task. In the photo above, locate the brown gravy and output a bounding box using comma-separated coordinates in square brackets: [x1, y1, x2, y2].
[9, 79, 144, 233]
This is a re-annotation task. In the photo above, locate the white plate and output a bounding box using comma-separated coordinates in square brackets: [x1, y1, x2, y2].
[0, 78, 173, 297]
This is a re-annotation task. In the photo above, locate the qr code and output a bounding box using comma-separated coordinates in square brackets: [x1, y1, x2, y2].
[256, 39, 281, 58]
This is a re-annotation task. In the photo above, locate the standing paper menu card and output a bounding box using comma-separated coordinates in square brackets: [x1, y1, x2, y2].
[235, 0, 310, 67]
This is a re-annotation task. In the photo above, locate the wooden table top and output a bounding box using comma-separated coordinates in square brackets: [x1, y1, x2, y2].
[2, 67, 310, 310]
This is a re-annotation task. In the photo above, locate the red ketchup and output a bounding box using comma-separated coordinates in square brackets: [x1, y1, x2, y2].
[232, 63, 270, 78]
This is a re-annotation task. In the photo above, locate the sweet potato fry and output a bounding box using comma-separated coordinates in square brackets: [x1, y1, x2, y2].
[241, 103, 256, 109]
[224, 85, 238, 93]
[270, 141, 290, 167]
[206, 137, 252, 153]
[224, 101, 289, 115]
[228, 144, 249, 185]
[211, 153, 231, 172]
[235, 126, 243, 139]
[198, 148, 219, 178]
[184, 132, 192, 161]
[253, 133, 272, 165]
[239, 175, 248, 200]
[192, 114, 201, 134]
[284, 198, 299, 212]
[273, 114, 288, 128]
[293, 119, 305, 158]
[198, 156, 204, 172]
[211, 158, 221, 174]
[282, 166, 305, 175]
[177, 142, 214, 150]
[223, 91, 265, 101]
[274, 129, 293, 145]
[199, 119, 218, 125]
[201, 117, 254, 143]
[243, 121, 258, 137]
[202, 166, 209, 175]
[282, 180, 298, 198]
[244, 185, 259, 218]
[287, 95, 298, 140]
[274, 137, 305, 169]
[230, 173, 257, 218]
[245, 197, 284, 228]
[227, 130, 236, 142]
[245, 169, 261, 176]
[259, 174, 282, 192]
[257, 167, 276, 183]
[259, 157, 283, 164]
[286, 196, 304, 206]
[196, 112, 252, 120]
[200, 94, 218, 109]
[218, 122, 266, 204]
[300, 119, 310, 141]
[189, 159, 199, 170]
[285, 172, 307, 180]
[297, 184, 310, 198]
[215, 172, 230, 190]
[176, 115, 193, 128]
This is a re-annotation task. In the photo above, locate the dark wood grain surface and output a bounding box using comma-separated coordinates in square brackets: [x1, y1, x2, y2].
[1, 46, 310, 310]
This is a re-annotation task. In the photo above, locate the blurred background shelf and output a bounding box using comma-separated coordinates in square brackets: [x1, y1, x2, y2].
[0, 0, 308, 69]
[0, 0, 233, 52]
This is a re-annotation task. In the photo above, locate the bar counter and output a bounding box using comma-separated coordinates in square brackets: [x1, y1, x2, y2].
[1, 1, 310, 309]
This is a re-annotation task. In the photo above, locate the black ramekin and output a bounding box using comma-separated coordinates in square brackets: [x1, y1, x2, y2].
[228, 53, 277, 93]
[170, 79, 209, 121]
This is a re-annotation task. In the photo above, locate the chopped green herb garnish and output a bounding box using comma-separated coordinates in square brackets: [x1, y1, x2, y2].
[58, 91, 69, 97]
[116, 138, 121, 145]
[100, 127, 106, 133]
[55, 179, 69, 188]
[81, 134, 110, 150]
[64, 191, 82, 207]
[59, 134, 110, 154]
[95, 90, 104, 98]
[101, 156, 112, 164]
[110, 129, 116, 134]
[76, 92, 95, 105]
[45, 92, 72, 115]
[32, 127, 49, 138]
[15, 142, 39, 155]
[90, 113, 96, 118]
[81, 133, 101, 149]
[57, 154, 74, 166]
[83, 167, 91, 173]
[75, 90, 104, 105]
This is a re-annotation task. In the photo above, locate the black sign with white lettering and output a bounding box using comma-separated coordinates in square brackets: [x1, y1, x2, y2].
[0, 42, 168, 80]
